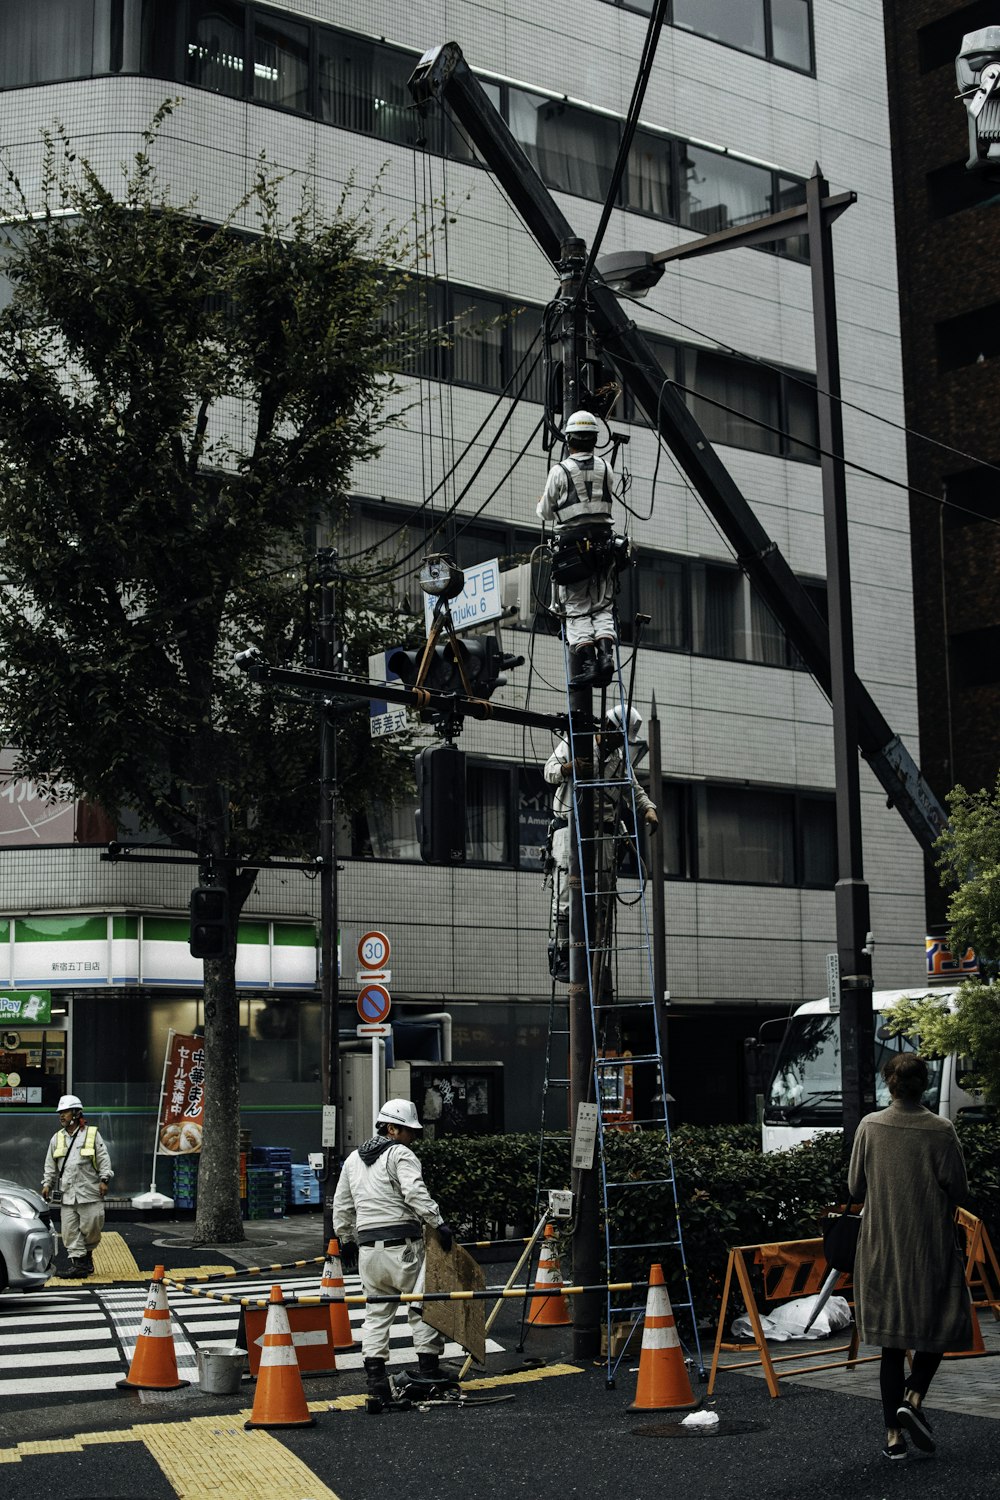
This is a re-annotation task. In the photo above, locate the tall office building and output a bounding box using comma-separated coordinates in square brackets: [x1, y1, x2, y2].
[0, 2, 927, 1185]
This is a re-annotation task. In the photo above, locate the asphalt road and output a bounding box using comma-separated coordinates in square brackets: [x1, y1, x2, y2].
[0, 1214, 996, 1500]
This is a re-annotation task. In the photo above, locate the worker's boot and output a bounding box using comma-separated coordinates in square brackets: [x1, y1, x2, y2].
[595, 638, 616, 687]
[548, 915, 570, 981]
[417, 1352, 442, 1380]
[568, 644, 599, 688]
[364, 1357, 393, 1414]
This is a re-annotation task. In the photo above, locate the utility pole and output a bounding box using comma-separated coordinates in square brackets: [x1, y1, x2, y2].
[806, 167, 875, 1144]
[558, 235, 601, 1361]
[317, 546, 341, 1243]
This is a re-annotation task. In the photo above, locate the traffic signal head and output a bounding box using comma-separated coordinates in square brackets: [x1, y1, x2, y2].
[414, 744, 466, 864]
[386, 644, 455, 691]
[388, 637, 524, 700]
[189, 886, 230, 960]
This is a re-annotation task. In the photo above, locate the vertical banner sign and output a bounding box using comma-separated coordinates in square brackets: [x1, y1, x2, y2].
[156, 1030, 206, 1155]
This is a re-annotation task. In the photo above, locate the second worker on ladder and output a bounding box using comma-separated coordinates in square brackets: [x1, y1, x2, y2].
[537, 409, 624, 689]
[544, 705, 659, 982]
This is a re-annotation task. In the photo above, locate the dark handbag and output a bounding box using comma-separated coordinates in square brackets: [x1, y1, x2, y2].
[822, 1207, 862, 1272]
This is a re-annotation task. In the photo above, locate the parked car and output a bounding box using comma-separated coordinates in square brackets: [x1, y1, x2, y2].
[0, 1178, 56, 1292]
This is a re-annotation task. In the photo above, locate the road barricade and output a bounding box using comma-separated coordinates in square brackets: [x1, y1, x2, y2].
[238, 1301, 338, 1378]
[707, 1236, 870, 1399]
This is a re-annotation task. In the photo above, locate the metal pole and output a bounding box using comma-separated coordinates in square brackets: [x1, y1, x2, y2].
[558, 235, 601, 1361]
[317, 547, 342, 1244]
[647, 696, 669, 1109]
[806, 167, 875, 1147]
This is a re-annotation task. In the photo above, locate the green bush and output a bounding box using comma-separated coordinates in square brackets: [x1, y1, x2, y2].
[419, 1120, 1000, 1318]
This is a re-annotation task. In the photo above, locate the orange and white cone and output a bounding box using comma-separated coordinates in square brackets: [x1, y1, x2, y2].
[628, 1263, 698, 1411]
[244, 1285, 316, 1430]
[321, 1238, 355, 1350]
[527, 1224, 571, 1327]
[117, 1265, 189, 1391]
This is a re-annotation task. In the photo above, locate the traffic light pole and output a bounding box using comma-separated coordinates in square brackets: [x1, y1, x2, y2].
[316, 547, 341, 1243]
[557, 237, 602, 1362]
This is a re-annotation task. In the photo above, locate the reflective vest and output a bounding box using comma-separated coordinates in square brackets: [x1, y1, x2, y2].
[550, 456, 613, 528]
[53, 1125, 98, 1162]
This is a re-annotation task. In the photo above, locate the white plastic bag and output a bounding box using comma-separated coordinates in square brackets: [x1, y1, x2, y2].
[731, 1293, 850, 1342]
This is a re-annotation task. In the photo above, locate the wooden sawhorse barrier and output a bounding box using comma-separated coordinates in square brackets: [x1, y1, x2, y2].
[708, 1208, 1000, 1397]
[707, 1235, 875, 1399]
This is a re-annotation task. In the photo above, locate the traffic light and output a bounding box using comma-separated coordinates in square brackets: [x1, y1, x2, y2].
[388, 637, 524, 699]
[189, 886, 230, 959]
[415, 745, 466, 864]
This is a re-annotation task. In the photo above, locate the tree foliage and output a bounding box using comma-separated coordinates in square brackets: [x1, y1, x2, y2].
[885, 776, 1000, 1105]
[0, 106, 435, 1238]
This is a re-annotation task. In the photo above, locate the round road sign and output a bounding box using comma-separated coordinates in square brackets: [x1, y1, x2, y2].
[358, 930, 390, 969]
[357, 983, 392, 1024]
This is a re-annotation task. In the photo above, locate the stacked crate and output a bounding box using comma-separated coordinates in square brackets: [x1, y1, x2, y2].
[288, 1162, 320, 1209]
[245, 1164, 286, 1219]
[173, 1156, 199, 1210]
[248, 1145, 291, 1219]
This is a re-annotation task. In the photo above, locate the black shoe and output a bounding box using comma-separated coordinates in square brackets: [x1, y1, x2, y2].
[595, 640, 616, 687]
[897, 1403, 934, 1453]
[417, 1352, 441, 1379]
[364, 1357, 392, 1414]
[568, 645, 599, 688]
[882, 1441, 907, 1462]
[63, 1260, 88, 1278]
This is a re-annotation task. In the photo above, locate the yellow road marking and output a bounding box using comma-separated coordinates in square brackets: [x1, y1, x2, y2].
[48, 1230, 236, 1286]
[0, 1363, 584, 1493]
[142, 1415, 339, 1500]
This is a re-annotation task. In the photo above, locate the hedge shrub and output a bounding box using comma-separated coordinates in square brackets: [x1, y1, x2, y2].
[418, 1121, 1000, 1317]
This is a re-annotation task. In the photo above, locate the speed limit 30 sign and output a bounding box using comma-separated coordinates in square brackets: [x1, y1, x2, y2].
[357, 930, 390, 970]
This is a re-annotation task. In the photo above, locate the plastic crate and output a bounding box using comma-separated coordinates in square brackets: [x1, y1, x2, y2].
[247, 1203, 285, 1219]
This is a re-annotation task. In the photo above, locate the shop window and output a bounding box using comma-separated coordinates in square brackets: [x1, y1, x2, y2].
[185, 1, 245, 97]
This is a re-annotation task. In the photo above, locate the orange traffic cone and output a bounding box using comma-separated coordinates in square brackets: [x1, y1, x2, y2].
[321, 1238, 356, 1350]
[244, 1285, 316, 1430]
[527, 1224, 571, 1327]
[944, 1304, 987, 1359]
[628, 1263, 698, 1411]
[117, 1266, 189, 1391]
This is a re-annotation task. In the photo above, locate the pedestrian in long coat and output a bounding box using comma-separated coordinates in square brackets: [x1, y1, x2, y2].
[848, 1051, 972, 1462]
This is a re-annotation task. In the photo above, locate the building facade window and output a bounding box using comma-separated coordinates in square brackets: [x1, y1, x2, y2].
[351, 762, 835, 887]
[0, 5, 810, 261]
[604, 0, 813, 74]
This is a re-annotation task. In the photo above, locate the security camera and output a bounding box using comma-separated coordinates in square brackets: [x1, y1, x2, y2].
[956, 27, 1000, 172]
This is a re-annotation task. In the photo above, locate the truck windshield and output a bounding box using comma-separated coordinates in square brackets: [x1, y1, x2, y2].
[764, 1016, 942, 1124]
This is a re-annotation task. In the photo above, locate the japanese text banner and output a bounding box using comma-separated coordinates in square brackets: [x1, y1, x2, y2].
[157, 1030, 205, 1154]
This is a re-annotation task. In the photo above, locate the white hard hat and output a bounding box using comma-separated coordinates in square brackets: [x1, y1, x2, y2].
[57, 1094, 84, 1113]
[605, 703, 643, 741]
[564, 410, 600, 440]
[376, 1098, 422, 1130]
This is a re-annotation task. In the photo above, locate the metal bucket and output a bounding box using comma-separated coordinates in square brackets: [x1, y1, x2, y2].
[196, 1345, 247, 1395]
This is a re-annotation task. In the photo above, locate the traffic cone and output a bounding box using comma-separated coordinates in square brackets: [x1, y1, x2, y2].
[527, 1224, 571, 1327]
[628, 1263, 698, 1411]
[244, 1285, 316, 1429]
[320, 1238, 355, 1350]
[117, 1265, 189, 1391]
[944, 1303, 987, 1359]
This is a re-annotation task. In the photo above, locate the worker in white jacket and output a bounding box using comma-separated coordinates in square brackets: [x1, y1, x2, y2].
[41, 1093, 113, 1278]
[333, 1097, 454, 1410]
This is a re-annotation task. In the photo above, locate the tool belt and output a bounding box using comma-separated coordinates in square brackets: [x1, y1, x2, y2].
[551, 524, 625, 584]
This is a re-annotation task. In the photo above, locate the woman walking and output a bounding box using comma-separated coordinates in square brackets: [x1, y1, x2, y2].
[847, 1052, 973, 1461]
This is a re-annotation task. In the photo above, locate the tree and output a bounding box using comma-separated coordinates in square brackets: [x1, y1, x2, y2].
[0, 108, 432, 1240]
[885, 776, 1000, 1105]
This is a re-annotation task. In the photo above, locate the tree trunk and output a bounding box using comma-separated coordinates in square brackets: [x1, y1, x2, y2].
[194, 910, 245, 1244]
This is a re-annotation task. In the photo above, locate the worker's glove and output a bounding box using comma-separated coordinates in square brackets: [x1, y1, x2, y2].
[436, 1223, 454, 1253]
[645, 810, 659, 835]
[40, 1185, 50, 1201]
[339, 1241, 359, 1272]
[562, 758, 592, 778]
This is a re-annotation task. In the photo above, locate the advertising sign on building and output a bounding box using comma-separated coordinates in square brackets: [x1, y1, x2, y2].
[0, 988, 52, 1024]
[156, 1031, 206, 1155]
[0, 748, 76, 845]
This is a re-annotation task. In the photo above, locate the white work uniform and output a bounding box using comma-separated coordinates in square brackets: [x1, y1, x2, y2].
[333, 1135, 446, 1362]
[42, 1123, 113, 1262]
[537, 453, 616, 648]
[543, 734, 656, 921]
